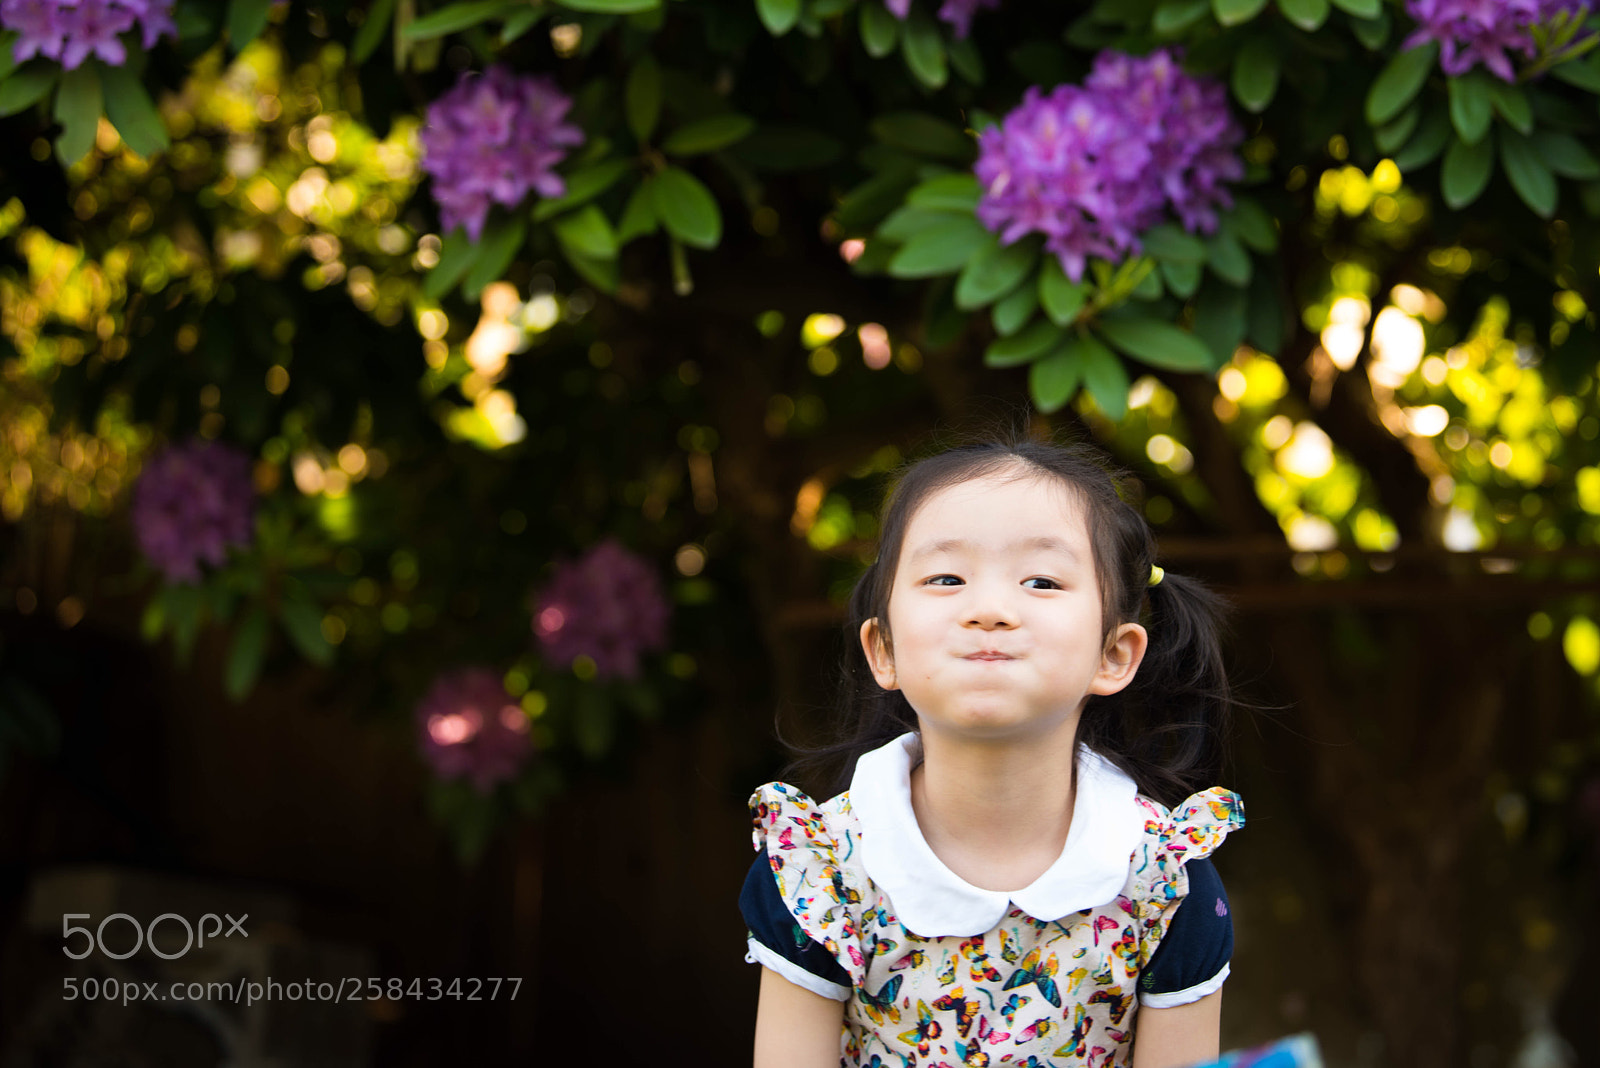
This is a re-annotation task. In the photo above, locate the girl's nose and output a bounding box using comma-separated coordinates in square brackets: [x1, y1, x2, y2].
[963, 582, 1019, 628]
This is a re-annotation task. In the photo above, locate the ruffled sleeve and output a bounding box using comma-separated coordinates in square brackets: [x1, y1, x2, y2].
[747, 782, 868, 992]
[1128, 787, 1245, 968]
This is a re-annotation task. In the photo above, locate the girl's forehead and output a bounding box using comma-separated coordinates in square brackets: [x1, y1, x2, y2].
[904, 473, 1088, 541]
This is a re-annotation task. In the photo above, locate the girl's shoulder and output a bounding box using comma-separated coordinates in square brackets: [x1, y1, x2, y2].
[748, 781, 872, 985]
[1129, 786, 1245, 906]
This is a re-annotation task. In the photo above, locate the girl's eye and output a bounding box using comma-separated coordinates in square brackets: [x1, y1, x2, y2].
[927, 575, 961, 586]
[1023, 577, 1060, 590]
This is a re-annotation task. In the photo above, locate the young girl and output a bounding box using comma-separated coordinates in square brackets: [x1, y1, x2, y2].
[742, 436, 1245, 1068]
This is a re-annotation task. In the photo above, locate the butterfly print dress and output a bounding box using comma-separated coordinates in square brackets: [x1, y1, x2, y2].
[743, 732, 1244, 1067]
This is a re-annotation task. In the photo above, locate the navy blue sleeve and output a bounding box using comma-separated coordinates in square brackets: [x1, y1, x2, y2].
[1139, 857, 1233, 997]
[739, 853, 852, 988]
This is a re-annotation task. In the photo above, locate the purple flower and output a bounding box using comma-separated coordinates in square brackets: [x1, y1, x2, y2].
[975, 48, 1244, 282]
[420, 65, 584, 242]
[1402, 0, 1594, 81]
[131, 438, 256, 584]
[416, 667, 534, 793]
[530, 537, 670, 681]
[881, 0, 1000, 39]
[0, 0, 176, 69]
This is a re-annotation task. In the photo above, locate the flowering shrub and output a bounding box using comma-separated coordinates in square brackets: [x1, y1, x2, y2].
[883, 0, 1000, 39]
[130, 439, 255, 584]
[419, 65, 584, 242]
[530, 538, 670, 681]
[1402, 0, 1594, 80]
[0, 0, 176, 69]
[416, 667, 534, 792]
[974, 48, 1243, 282]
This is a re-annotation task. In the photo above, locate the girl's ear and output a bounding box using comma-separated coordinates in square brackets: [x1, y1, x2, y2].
[1089, 622, 1147, 697]
[859, 617, 898, 691]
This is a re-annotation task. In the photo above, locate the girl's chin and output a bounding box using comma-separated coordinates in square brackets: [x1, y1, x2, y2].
[914, 708, 1076, 741]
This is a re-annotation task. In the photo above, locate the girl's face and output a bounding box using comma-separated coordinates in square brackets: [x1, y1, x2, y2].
[860, 471, 1147, 744]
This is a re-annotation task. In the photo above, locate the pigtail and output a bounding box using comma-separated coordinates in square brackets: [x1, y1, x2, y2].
[1080, 570, 1234, 807]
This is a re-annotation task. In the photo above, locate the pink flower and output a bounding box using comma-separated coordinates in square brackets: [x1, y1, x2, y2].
[416, 667, 535, 792]
[0, 0, 175, 69]
[130, 438, 255, 584]
[530, 537, 671, 680]
[420, 65, 584, 242]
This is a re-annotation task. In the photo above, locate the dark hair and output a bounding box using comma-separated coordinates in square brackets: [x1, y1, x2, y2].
[784, 427, 1234, 807]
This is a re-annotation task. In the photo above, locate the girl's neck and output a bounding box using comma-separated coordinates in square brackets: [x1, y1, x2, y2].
[907, 722, 1080, 894]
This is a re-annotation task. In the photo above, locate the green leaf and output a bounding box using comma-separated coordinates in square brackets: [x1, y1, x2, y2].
[101, 65, 168, 158]
[1499, 129, 1557, 218]
[652, 166, 722, 249]
[1374, 103, 1420, 154]
[0, 33, 16, 81]
[860, 1, 899, 57]
[557, 0, 660, 11]
[1329, 0, 1379, 15]
[887, 215, 990, 277]
[1131, 266, 1163, 301]
[564, 246, 621, 292]
[1038, 257, 1089, 326]
[462, 217, 527, 300]
[353, 0, 398, 62]
[1533, 130, 1600, 180]
[1078, 334, 1131, 420]
[1276, 0, 1329, 31]
[1160, 259, 1202, 299]
[423, 227, 484, 300]
[227, 0, 275, 51]
[552, 204, 619, 259]
[1365, 41, 1438, 127]
[902, 7, 947, 90]
[1097, 317, 1216, 372]
[871, 112, 973, 161]
[404, 0, 521, 38]
[1486, 80, 1532, 135]
[500, 6, 542, 42]
[1192, 281, 1249, 364]
[1448, 72, 1492, 145]
[625, 53, 661, 144]
[1392, 105, 1451, 172]
[1153, 0, 1210, 34]
[1231, 35, 1279, 113]
[991, 281, 1038, 336]
[1246, 271, 1286, 356]
[1225, 198, 1277, 252]
[729, 126, 842, 170]
[1029, 344, 1083, 414]
[279, 596, 334, 666]
[755, 0, 802, 35]
[1551, 54, 1600, 92]
[662, 114, 755, 156]
[1350, 8, 1390, 49]
[955, 234, 1036, 310]
[1441, 131, 1494, 209]
[167, 584, 204, 665]
[985, 318, 1063, 368]
[906, 173, 981, 211]
[947, 37, 984, 84]
[0, 65, 57, 117]
[1141, 224, 1207, 264]
[53, 63, 102, 167]
[531, 158, 633, 222]
[1205, 229, 1251, 287]
[224, 607, 270, 702]
[617, 180, 659, 243]
[1212, 0, 1268, 26]
[878, 205, 962, 242]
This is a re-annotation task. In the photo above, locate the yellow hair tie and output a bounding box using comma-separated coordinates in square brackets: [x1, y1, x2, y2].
[1148, 565, 1165, 587]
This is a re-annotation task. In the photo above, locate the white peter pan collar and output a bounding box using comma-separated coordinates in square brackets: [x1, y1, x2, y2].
[849, 731, 1146, 937]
